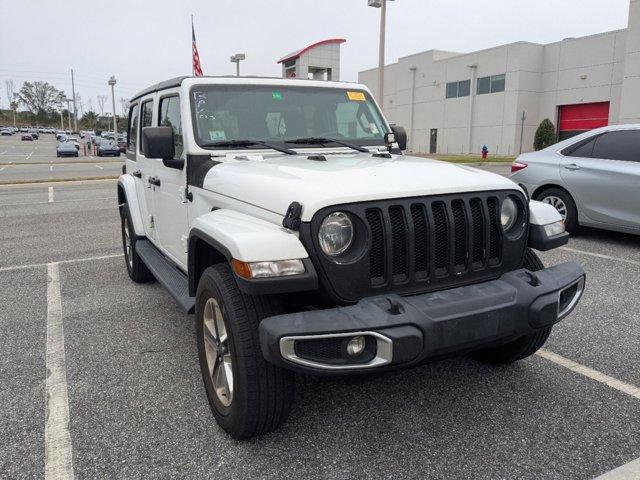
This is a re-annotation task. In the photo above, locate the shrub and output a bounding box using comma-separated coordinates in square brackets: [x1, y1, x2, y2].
[534, 119, 556, 151]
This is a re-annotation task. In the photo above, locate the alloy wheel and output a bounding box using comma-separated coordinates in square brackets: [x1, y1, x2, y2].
[541, 195, 568, 221]
[202, 297, 234, 407]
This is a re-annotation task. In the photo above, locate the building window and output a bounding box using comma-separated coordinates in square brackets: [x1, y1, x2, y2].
[477, 74, 506, 95]
[446, 79, 471, 99]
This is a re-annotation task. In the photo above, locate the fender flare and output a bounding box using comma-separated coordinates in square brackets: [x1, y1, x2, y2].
[187, 209, 316, 296]
[529, 199, 563, 226]
[117, 174, 145, 236]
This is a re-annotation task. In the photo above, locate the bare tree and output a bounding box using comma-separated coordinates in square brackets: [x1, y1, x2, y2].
[17, 81, 65, 113]
[119, 97, 129, 116]
[4, 80, 15, 108]
[97, 95, 107, 115]
[75, 93, 83, 116]
[87, 98, 93, 113]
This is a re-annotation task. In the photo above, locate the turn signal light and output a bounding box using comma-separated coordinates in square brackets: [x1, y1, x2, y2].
[511, 162, 528, 173]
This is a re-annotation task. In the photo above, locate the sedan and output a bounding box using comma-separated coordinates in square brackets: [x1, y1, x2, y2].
[97, 141, 120, 157]
[56, 141, 79, 157]
[1, 129, 12, 136]
[28, 130, 39, 140]
[21, 134, 33, 141]
[511, 124, 640, 235]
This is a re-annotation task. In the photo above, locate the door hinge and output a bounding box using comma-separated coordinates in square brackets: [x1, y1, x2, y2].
[181, 235, 189, 252]
[148, 215, 155, 229]
[179, 186, 194, 203]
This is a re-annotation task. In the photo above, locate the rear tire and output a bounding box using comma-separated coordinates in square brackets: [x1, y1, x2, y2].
[196, 263, 295, 440]
[120, 205, 154, 283]
[470, 249, 552, 364]
[535, 187, 578, 234]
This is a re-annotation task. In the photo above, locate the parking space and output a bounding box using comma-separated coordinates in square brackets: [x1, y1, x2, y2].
[0, 180, 639, 479]
[0, 135, 123, 183]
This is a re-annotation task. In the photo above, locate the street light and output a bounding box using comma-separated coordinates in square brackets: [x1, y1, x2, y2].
[230, 53, 246, 77]
[368, 0, 395, 109]
[108, 76, 118, 136]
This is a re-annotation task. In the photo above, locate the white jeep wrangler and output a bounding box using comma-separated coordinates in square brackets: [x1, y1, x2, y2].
[118, 76, 585, 439]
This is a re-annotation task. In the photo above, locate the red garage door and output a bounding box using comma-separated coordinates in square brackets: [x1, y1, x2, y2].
[558, 102, 610, 141]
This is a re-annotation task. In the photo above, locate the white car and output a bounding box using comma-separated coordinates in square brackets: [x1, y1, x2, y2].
[118, 76, 585, 439]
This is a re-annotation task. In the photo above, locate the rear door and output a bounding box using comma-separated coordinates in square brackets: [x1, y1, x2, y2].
[560, 129, 640, 229]
[152, 93, 189, 267]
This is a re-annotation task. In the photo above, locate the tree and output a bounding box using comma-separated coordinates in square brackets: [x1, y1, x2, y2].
[17, 81, 65, 114]
[534, 118, 556, 151]
[80, 110, 98, 128]
[4, 80, 15, 109]
[97, 95, 107, 115]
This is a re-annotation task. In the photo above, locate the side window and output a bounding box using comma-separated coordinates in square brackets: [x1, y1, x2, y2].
[564, 136, 597, 158]
[591, 130, 640, 162]
[140, 100, 154, 130]
[159, 96, 183, 159]
[127, 103, 139, 153]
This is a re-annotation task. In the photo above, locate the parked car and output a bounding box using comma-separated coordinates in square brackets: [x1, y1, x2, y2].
[1, 129, 12, 136]
[56, 131, 66, 141]
[116, 136, 126, 152]
[97, 140, 120, 156]
[118, 76, 585, 440]
[57, 141, 79, 157]
[28, 129, 39, 140]
[21, 134, 33, 141]
[66, 137, 81, 150]
[511, 124, 640, 235]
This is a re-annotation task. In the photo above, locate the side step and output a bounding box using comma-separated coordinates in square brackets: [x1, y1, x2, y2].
[135, 239, 195, 313]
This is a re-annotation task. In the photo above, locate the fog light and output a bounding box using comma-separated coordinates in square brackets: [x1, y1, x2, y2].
[346, 336, 366, 357]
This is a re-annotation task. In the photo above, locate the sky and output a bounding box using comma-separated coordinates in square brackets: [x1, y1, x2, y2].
[0, 0, 632, 116]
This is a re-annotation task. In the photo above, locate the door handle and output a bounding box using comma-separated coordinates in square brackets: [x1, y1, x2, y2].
[564, 163, 581, 171]
[148, 176, 161, 187]
[132, 170, 142, 178]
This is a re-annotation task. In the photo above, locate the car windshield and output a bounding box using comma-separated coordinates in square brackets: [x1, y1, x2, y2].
[191, 84, 388, 150]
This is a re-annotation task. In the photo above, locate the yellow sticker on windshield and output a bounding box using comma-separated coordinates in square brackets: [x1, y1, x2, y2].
[347, 91, 366, 101]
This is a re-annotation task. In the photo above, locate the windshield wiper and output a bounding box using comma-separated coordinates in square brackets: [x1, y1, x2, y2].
[285, 137, 370, 153]
[202, 140, 296, 155]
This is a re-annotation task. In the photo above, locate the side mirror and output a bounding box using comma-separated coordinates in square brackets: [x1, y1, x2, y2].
[141, 126, 175, 161]
[390, 125, 407, 151]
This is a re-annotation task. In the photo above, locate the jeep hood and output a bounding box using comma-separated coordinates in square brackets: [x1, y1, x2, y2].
[201, 153, 519, 222]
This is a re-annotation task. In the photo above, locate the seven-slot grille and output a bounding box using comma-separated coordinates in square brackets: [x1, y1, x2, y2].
[306, 191, 527, 304]
[365, 196, 502, 287]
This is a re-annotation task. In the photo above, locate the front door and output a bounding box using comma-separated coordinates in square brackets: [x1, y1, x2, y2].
[136, 98, 158, 241]
[560, 129, 640, 230]
[430, 129, 437, 154]
[153, 94, 189, 267]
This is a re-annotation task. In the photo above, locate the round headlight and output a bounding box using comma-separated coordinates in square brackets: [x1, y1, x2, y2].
[318, 212, 354, 257]
[500, 197, 518, 232]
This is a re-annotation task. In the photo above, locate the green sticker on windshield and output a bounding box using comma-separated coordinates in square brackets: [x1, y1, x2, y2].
[272, 91, 282, 100]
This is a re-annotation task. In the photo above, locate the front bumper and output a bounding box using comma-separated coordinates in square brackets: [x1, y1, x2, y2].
[259, 262, 585, 374]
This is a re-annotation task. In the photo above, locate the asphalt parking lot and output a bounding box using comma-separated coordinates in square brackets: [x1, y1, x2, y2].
[0, 135, 123, 184]
[1, 166, 639, 479]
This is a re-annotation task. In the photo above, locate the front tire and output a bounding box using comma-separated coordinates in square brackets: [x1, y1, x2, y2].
[120, 205, 154, 283]
[535, 187, 578, 234]
[470, 249, 552, 364]
[196, 263, 294, 440]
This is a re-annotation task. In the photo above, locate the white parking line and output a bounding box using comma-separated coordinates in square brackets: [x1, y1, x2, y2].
[45, 262, 74, 479]
[0, 253, 123, 273]
[0, 167, 4, 172]
[48, 186, 54, 203]
[0, 150, 6, 155]
[95, 164, 104, 170]
[26, 151, 33, 160]
[537, 349, 640, 399]
[559, 246, 640, 267]
[596, 457, 640, 479]
[50, 165, 53, 172]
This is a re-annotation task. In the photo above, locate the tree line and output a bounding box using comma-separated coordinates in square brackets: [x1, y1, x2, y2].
[1, 79, 127, 130]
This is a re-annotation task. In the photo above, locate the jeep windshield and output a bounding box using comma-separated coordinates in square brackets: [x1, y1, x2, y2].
[190, 84, 388, 151]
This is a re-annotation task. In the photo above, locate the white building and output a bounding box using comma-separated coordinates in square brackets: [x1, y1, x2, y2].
[358, 0, 640, 155]
[278, 38, 345, 81]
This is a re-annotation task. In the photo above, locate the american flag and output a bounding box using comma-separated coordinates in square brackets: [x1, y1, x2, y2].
[192, 19, 203, 77]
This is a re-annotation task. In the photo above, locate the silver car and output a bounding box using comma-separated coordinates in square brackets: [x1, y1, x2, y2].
[510, 124, 640, 235]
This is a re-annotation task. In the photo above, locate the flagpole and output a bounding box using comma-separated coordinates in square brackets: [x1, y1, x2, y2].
[191, 15, 195, 77]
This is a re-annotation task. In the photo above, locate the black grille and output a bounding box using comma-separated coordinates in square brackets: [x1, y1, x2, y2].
[295, 338, 342, 360]
[365, 195, 506, 287]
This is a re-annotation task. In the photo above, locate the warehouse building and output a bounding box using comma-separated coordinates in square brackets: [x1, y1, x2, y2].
[358, 0, 640, 154]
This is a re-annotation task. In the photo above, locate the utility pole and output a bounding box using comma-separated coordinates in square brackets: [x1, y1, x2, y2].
[71, 69, 78, 132]
[519, 111, 526, 154]
[60, 110, 64, 130]
[108, 76, 118, 134]
[64, 97, 72, 131]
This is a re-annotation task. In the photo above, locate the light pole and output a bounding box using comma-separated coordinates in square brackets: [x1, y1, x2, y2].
[63, 97, 72, 131]
[230, 53, 245, 77]
[108, 76, 118, 135]
[368, 0, 395, 109]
